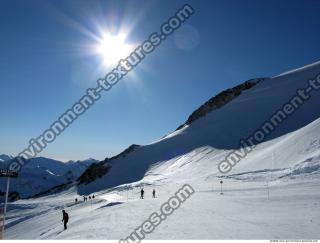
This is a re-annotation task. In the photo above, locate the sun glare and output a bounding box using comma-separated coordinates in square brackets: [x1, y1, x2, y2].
[97, 33, 133, 67]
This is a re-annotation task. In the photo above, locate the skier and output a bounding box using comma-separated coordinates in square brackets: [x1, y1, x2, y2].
[89, 196, 91, 200]
[152, 189, 156, 198]
[140, 188, 144, 199]
[92, 195, 95, 199]
[75, 198, 78, 203]
[62, 210, 69, 230]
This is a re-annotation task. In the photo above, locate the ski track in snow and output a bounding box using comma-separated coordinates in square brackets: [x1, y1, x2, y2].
[4, 176, 320, 239]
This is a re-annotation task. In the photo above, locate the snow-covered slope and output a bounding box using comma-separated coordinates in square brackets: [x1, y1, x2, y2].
[5, 159, 320, 240]
[78, 61, 320, 195]
[0, 157, 97, 198]
[3, 61, 320, 240]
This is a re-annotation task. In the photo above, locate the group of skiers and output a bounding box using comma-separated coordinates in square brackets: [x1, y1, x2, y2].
[62, 189, 157, 230]
[63, 195, 95, 230]
[140, 188, 156, 199]
[74, 195, 95, 204]
[77, 195, 95, 203]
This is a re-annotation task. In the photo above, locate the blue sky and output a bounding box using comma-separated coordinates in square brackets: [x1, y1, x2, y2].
[1, 0, 320, 161]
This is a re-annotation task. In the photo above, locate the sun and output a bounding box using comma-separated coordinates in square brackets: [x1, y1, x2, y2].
[96, 33, 133, 67]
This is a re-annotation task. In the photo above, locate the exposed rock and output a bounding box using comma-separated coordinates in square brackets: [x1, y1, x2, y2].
[31, 181, 73, 198]
[176, 78, 267, 130]
[0, 191, 20, 202]
[77, 162, 112, 185]
[104, 144, 141, 163]
[77, 144, 140, 185]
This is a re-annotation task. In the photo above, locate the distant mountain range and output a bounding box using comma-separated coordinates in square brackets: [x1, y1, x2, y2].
[0, 154, 13, 162]
[0, 155, 98, 199]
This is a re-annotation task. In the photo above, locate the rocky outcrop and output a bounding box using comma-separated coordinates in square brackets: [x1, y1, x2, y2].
[77, 144, 141, 185]
[0, 191, 20, 202]
[31, 181, 73, 198]
[104, 144, 140, 163]
[176, 78, 267, 131]
[77, 162, 112, 185]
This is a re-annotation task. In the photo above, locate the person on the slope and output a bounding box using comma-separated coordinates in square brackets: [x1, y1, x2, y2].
[62, 210, 69, 230]
[152, 189, 156, 198]
[140, 188, 144, 199]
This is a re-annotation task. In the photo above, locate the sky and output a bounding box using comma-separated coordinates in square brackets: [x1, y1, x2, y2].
[1, 0, 320, 162]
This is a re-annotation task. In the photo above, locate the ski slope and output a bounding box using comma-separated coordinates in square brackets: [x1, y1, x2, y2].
[3, 61, 320, 239]
[5, 172, 320, 239]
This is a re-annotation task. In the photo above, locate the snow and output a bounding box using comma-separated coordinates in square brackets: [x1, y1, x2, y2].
[0, 157, 97, 198]
[3, 61, 320, 239]
[4, 176, 320, 239]
[77, 60, 320, 195]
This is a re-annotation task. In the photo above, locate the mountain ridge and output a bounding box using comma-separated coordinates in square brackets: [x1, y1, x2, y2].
[77, 60, 320, 195]
[0, 156, 98, 200]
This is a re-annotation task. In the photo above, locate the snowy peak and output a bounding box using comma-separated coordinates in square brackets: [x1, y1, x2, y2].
[0, 154, 13, 162]
[275, 60, 320, 78]
[0, 156, 97, 199]
[78, 61, 320, 194]
[66, 158, 97, 165]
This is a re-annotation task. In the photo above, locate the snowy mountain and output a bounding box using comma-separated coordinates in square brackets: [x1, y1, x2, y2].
[0, 154, 13, 163]
[0, 156, 98, 199]
[77, 61, 320, 195]
[4, 61, 320, 239]
[66, 158, 97, 167]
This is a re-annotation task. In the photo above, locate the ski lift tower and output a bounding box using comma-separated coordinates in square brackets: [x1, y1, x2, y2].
[0, 169, 18, 239]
